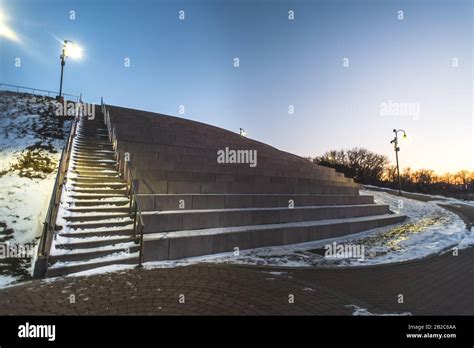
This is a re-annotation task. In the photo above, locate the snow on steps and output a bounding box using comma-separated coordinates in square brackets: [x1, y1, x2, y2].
[47, 115, 138, 277]
[143, 213, 406, 261]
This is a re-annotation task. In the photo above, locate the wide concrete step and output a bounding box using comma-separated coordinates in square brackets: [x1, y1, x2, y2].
[141, 180, 359, 195]
[137, 193, 374, 211]
[141, 161, 352, 183]
[143, 204, 390, 233]
[139, 168, 354, 186]
[127, 143, 335, 176]
[45, 255, 139, 277]
[50, 245, 139, 263]
[143, 214, 407, 261]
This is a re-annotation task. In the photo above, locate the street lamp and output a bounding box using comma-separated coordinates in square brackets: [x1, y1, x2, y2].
[390, 129, 407, 196]
[58, 40, 82, 98]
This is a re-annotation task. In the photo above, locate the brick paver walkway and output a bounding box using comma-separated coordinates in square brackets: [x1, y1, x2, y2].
[0, 245, 472, 315]
[1, 200, 473, 316]
[0, 264, 381, 315]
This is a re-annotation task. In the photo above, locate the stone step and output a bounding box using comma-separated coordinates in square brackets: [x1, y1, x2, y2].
[68, 193, 128, 200]
[138, 168, 354, 186]
[71, 182, 127, 188]
[70, 188, 128, 195]
[143, 214, 407, 261]
[55, 236, 139, 249]
[71, 161, 117, 168]
[74, 143, 113, 149]
[140, 157, 346, 181]
[59, 226, 135, 238]
[71, 166, 118, 173]
[72, 151, 115, 157]
[140, 180, 359, 195]
[76, 129, 109, 134]
[68, 177, 124, 184]
[72, 160, 116, 166]
[73, 149, 115, 155]
[74, 137, 111, 144]
[125, 143, 335, 175]
[69, 170, 119, 177]
[66, 217, 134, 230]
[50, 245, 139, 263]
[68, 199, 130, 207]
[76, 128, 109, 132]
[75, 135, 109, 140]
[63, 212, 133, 222]
[72, 153, 116, 159]
[72, 154, 116, 160]
[143, 204, 390, 233]
[73, 143, 114, 150]
[67, 205, 131, 213]
[45, 255, 139, 277]
[137, 193, 374, 211]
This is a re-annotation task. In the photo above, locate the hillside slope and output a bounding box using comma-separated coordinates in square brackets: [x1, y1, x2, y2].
[0, 91, 72, 285]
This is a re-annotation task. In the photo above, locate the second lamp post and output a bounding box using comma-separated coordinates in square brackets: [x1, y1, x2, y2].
[390, 129, 407, 196]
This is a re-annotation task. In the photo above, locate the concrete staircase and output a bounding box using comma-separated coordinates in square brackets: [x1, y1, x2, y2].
[43, 104, 407, 276]
[46, 115, 139, 277]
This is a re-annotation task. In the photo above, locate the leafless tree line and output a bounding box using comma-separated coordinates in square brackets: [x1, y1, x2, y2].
[310, 148, 473, 200]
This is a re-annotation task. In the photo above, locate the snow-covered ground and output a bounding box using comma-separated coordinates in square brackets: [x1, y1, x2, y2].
[345, 304, 411, 316]
[364, 184, 474, 207]
[0, 92, 72, 286]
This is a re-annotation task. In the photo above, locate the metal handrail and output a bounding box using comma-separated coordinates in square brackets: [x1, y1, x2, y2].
[36, 109, 79, 261]
[0, 83, 80, 102]
[101, 98, 146, 266]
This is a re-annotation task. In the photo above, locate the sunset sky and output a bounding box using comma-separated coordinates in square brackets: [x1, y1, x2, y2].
[1, 0, 472, 174]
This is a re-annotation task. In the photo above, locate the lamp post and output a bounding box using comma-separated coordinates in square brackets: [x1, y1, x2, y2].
[58, 40, 82, 98]
[390, 129, 407, 196]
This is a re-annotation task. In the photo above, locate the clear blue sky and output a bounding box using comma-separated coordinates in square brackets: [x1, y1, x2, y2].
[1, 0, 472, 173]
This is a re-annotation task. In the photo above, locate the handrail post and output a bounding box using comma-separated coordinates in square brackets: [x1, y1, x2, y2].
[133, 202, 138, 237]
[138, 224, 144, 267]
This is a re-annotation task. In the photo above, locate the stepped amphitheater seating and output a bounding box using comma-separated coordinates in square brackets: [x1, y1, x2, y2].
[107, 106, 406, 262]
